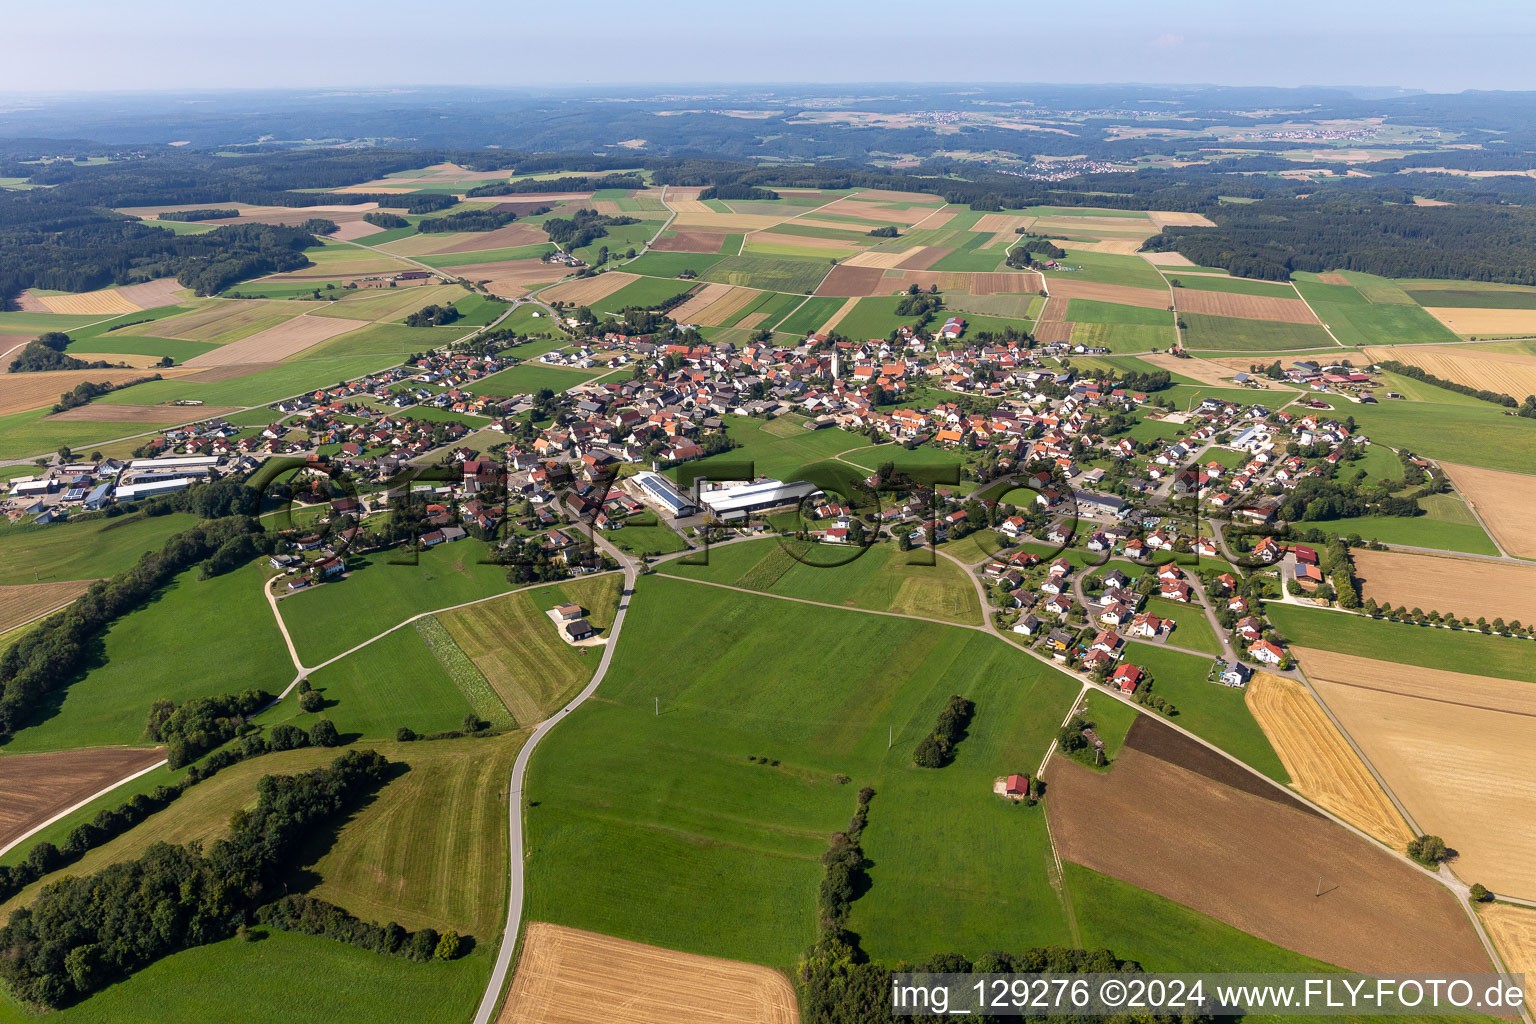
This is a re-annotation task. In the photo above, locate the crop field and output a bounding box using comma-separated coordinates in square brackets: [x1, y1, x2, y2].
[301, 626, 485, 739]
[525, 577, 1080, 968]
[0, 512, 197, 584]
[0, 367, 188, 417]
[1065, 299, 1170, 325]
[0, 746, 164, 852]
[279, 543, 512, 665]
[118, 299, 300, 344]
[1245, 672, 1414, 848]
[1044, 718, 1492, 974]
[182, 313, 368, 365]
[676, 285, 761, 327]
[500, 923, 798, 1024]
[413, 241, 557, 268]
[1421, 307, 1536, 335]
[649, 229, 729, 253]
[1167, 275, 1298, 297]
[1346, 396, 1536, 475]
[946, 291, 1039, 319]
[1405, 285, 1536, 308]
[1479, 903, 1536, 1007]
[1295, 646, 1536, 897]
[536, 272, 634, 306]
[1180, 311, 1338, 351]
[812, 263, 886, 297]
[1044, 279, 1168, 310]
[1121, 642, 1287, 781]
[0, 579, 96, 634]
[0, 929, 489, 1024]
[2, 564, 291, 754]
[434, 258, 568, 297]
[824, 295, 930, 339]
[1064, 863, 1337, 974]
[1436, 461, 1536, 558]
[438, 575, 620, 726]
[1173, 288, 1318, 323]
[592, 276, 694, 314]
[1293, 276, 1459, 347]
[705, 254, 829, 294]
[25, 287, 141, 316]
[1364, 344, 1536, 402]
[1350, 547, 1536, 624]
[309, 283, 466, 323]
[1043, 250, 1168, 290]
[623, 249, 726, 277]
[773, 295, 844, 336]
[660, 538, 981, 625]
[309, 732, 524, 938]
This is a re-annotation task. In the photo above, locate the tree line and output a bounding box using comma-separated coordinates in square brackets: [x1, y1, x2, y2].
[10, 333, 127, 373]
[145, 689, 273, 768]
[156, 208, 237, 221]
[462, 173, 645, 198]
[912, 694, 973, 768]
[416, 208, 516, 234]
[0, 750, 394, 1007]
[543, 209, 638, 251]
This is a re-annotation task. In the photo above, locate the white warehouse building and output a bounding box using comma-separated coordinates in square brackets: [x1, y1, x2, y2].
[698, 479, 821, 521]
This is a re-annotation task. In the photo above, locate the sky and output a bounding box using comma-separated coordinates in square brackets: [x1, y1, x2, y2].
[6, 0, 1536, 93]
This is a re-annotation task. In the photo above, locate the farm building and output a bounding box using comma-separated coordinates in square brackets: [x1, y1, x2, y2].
[698, 478, 820, 520]
[553, 603, 584, 621]
[564, 618, 595, 642]
[633, 471, 700, 518]
[1003, 774, 1029, 800]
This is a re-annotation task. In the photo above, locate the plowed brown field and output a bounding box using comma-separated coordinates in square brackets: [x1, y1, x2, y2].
[431, 223, 547, 255]
[499, 922, 799, 1024]
[894, 246, 952, 271]
[970, 271, 1043, 295]
[1296, 646, 1536, 897]
[815, 264, 887, 297]
[1045, 730, 1492, 974]
[1247, 672, 1414, 848]
[440, 259, 570, 298]
[1174, 289, 1319, 324]
[651, 230, 727, 253]
[0, 746, 165, 853]
[1045, 279, 1169, 308]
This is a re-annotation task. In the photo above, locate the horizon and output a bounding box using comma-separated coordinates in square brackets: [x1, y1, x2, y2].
[8, 0, 1535, 93]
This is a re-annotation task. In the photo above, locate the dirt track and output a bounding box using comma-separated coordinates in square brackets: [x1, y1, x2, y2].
[1045, 744, 1492, 974]
[500, 922, 799, 1024]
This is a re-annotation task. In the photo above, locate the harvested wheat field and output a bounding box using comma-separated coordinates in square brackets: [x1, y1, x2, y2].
[972, 213, 1036, 234]
[650, 230, 728, 253]
[815, 264, 887, 297]
[842, 247, 924, 269]
[1351, 547, 1536, 624]
[1141, 251, 1198, 267]
[0, 580, 96, 634]
[1296, 646, 1536, 897]
[47, 402, 226, 423]
[500, 923, 798, 1024]
[1048, 279, 1169, 309]
[0, 369, 172, 417]
[686, 287, 761, 327]
[970, 271, 1043, 295]
[29, 288, 141, 316]
[1422, 308, 1536, 336]
[666, 199, 717, 215]
[1175, 289, 1319, 324]
[1148, 211, 1217, 228]
[815, 198, 932, 225]
[1045, 717, 1492, 974]
[1034, 216, 1156, 239]
[541, 272, 640, 307]
[113, 278, 188, 308]
[1247, 672, 1414, 848]
[116, 300, 287, 343]
[430, 222, 548, 255]
[1479, 903, 1536, 1006]
[439, 258, 570, 298]
[1364, 344, 1536, 402]
[1139, 351, 1251, 387]
[880, 271, 972, 293]
[0, 746, 166, 853]
[668, 284, 733, 324]
[185, 315, 369, 366]
[736, 313, 767, 330]
[1439, 461, 1536, 558]
[894, 246, 953, 271]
